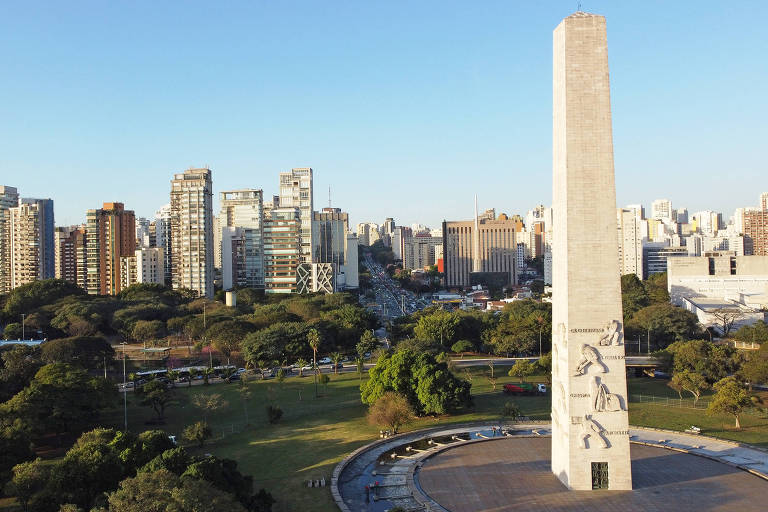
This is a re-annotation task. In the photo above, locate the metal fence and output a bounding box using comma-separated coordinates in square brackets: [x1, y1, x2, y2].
[629, 394, 709, 410]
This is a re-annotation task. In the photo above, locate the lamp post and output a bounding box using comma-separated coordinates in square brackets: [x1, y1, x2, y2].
[121, 342, 128, 432]
[21, 314, 26, 340]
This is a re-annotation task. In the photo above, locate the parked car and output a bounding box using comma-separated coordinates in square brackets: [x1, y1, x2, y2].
[318, 357, 332, 364]
[331, 362, 343, 370]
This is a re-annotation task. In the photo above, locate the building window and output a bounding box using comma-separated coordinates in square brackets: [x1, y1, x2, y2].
[591, 462, 609, 489]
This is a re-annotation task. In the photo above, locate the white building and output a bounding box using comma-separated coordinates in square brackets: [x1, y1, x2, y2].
[154, 204, 172, 286]
[121, 247, 165, 288]
[170, 168, 214, 298]
[617, 208, 643, 279]
[279, 168, 313, 262]
[651, 199, 672, 221]
[220, 189, 264, 289]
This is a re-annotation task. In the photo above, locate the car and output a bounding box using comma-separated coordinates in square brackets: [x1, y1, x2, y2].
[301, 364, 314, 372]
[227, 373, 241, 381]
[318, 357, 332, 364]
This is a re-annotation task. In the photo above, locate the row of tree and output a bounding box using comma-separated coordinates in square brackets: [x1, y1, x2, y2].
[6, 427, 273, 511]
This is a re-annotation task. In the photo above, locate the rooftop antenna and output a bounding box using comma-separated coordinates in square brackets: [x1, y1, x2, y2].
[328, 186, 332, 208]
[577, 1, 582, 11]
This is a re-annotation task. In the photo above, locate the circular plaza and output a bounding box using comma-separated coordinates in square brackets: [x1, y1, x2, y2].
[333, 424, 768, 512]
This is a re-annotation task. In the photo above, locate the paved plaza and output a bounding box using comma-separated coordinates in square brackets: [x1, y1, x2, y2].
[417, 437, 768, 512]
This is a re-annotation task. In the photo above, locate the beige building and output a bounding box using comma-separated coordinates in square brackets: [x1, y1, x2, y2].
[442, 215, 517, 288]
[54, 225, 87, 288]
[220, 189, 265, 289]
[9, 201, 50, 288]
[550, 12, 632, 491]
[170, 168, 214, 298]
[0, 186, 19, 294]
[403, 236, 442, 270]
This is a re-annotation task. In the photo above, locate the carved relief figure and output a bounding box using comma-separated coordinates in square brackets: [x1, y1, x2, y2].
[558, 383, 567, 413]
[598, 320, 623, 346]
[591, 377, 623, 412]
[574, 344, 608, 376]
[579, 414, 609, 449]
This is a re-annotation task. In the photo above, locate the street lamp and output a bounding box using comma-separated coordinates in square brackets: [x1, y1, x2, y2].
[21, 314, 26, 340]
[120, 342, 128, 432]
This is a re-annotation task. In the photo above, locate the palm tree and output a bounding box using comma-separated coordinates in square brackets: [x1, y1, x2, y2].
[308, 328, 320, 398]
[295, 358, 308, 377]
[355, 356, 365, 382]
[187, 368, 197, 388]
[167, 370, 179, 388]
[331, 352, 343, 375]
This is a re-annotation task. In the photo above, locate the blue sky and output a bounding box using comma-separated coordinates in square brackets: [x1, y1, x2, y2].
[1, 1, 766, 228]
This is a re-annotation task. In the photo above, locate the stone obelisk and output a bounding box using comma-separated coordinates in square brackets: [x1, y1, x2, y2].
[550, 12, 632, 491]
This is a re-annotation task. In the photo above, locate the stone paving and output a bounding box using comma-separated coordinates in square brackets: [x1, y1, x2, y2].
[417, 436, 768, 512]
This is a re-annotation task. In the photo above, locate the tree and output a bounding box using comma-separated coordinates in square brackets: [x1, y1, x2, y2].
[367, 392, 414, 434]
[664, 340, 738, 383]
[105, 469, 246, 512]
[237, 378, 251, 424]
[709, 307, 746, 337]
[39, 336, 114, 369]
[537, 352, 552, 385]
[707, 376, 752, 429]
[621, 274, 649, 322]
[645, 272, 670, 304]
[3, 323, 23, 340]
[356, 330, 379, 358]
[292, 358, 307, 377]
[451, 340, 474, 356]
[206, 319, 253, 364]
[7, 458, 49, 512]
[508, 360, 536, 383]
[131, 320, 166, 343]
[355, 356, 365, 382]
[319, 373, 330, 394]
[671, 371, 708, 405]
[191, 393, 228, 423]
[361, 349, 472, 415]
[182, 421, 212, 447]
[308, 328, 320, 398]
[414, 310, 459, 349]
[733, 320, 768, 345]
[266, 405, 283, 424]
[626, 303, 701, 350]
[0, 423, 34, 487]
[502, 401, 521, 420]
[739, 351, 768, 391]
[331, 352, 343, 375]
[141, 380, 173, 422]
[0, 345, 42, 401]
[1, 363, 117, 440]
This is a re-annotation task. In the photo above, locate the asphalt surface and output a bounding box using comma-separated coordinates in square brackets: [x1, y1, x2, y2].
[359, 252, 431, 323]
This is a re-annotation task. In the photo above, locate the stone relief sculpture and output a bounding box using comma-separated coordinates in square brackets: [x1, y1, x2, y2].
[598, 320, 623, 346]
[579, 414, 609, 449]
[591, 377, 623, 412]
[558, 383, 567, 413]
[574, 344, 608, 376]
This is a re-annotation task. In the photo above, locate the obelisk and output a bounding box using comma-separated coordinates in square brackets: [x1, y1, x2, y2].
[550, 12, 632, 490]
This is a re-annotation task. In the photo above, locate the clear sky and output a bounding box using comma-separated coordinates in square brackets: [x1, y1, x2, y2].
[1, 1, 766, 228]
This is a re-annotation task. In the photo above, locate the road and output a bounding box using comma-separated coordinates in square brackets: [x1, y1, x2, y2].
[359, 251, 431, 324]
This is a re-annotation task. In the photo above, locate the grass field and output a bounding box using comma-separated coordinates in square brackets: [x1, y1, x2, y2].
[4, 370, 766, 512]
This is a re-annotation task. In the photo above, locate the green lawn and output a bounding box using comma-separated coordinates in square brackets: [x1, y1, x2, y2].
[92, 372, 768, 511]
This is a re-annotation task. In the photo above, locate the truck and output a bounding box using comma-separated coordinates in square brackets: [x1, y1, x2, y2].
[503, 383, 547, 395]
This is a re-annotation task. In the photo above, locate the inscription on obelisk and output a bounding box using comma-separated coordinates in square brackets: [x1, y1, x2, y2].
[550, 12, 632, 491]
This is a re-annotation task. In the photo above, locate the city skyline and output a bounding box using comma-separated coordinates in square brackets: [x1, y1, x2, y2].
[2, 1, 767, 227]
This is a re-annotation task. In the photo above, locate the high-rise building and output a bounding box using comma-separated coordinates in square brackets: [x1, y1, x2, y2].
[403, 235, 442, 270]
[391, 226, 412, 261]
[625, 204, 644, 219]
[676, 208, 689, 225]
[9, 199, 54, 289]
[154, 204, 172, 286]
[54, 225, 87, 288]
[263, 207, 301, 293]
[651, 199, 672, 221]
[551, 11, 631, 490]
[135, 217, 151, 248]
[85, 202, 136, 295]
[220, 189, 264, 289]
[0, 186, 19, 294]
[279, 168, 313, 262]
[442, 215, 517, 288]
[170, 168, 214, 298]
[382, 218, 395, 237]
[744, 209, 768, 256]
[761, 192, 768, 212]
[617, 208, 643, 279]
[120, 247, 165, 289]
